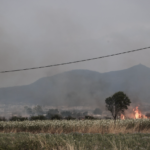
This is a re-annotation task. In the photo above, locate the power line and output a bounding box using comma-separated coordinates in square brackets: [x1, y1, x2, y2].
[0, 46, 150, 73]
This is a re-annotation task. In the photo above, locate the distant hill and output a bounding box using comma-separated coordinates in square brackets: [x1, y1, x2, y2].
[0, 64, 150, 108]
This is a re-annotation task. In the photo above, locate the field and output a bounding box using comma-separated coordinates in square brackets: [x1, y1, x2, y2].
[0, 119, 150, 149]
[0, 119, 150, 134]
[0, 133, 150, 150]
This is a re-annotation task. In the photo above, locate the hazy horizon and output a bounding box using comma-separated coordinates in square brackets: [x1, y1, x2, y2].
[0, 63, 147, 88]
[0, 0, 150, 87]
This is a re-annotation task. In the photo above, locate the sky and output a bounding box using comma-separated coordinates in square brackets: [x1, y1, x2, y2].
[0, 0, 150, 87]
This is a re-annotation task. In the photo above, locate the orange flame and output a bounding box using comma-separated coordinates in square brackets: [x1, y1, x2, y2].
[120, 106, 148, 120]
[133, 107, 147, 119]
[120, 114, 125, 120]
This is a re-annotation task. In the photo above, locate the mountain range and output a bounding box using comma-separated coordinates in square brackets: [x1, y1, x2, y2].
[0, 64, 150, 109]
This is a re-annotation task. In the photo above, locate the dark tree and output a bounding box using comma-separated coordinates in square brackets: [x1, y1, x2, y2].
[105, 91, 131, 120]
[61, 111, 72, 117]
[85, 115, 95, 120]
[51, 114, 62, 120]
[65, 116, 75, 120]
[0, 117, 6, 121]
[46, 109, 59, 119]
[146, 113, 150, 118]
[30, 115, 46, 121]
[9, 116, 28, 121]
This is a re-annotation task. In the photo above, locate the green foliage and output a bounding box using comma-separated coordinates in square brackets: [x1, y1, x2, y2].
[105, 91, 131, 120]
[30, 115, 46, 121]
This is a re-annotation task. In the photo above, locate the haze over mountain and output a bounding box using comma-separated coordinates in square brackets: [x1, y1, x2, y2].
[0, 64, 150, 108]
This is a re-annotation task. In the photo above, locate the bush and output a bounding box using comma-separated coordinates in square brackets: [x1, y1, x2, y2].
[51, 114, 62, 120]
[0, 117, 6, 121]
[104, 116, 112, 119]
[9, 116, 28, 121]
[85, 115, 95, 120]
[146, 113, 150, 118]
[46, 109, 59, 119]
[65, 116, 76, 120]
[30, 115, 47, 121]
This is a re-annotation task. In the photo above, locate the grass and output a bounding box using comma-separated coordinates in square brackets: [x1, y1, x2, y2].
[0, 132, 150, 150]
[0, 119, 150, 134]
[0, 119, 150, 149]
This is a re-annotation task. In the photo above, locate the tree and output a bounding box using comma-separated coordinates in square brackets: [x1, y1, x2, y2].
[33, 105, 44, 115]
[51, 114, 62, 120]
[85, 115, 95, 120]
[93, 108, 102, 115]
[24, 106, 33, 116]
[105, 91, 131, 120]
[146, 113, 150, 118]
[46, 109, 59, 119]
[9, 116, 28, 121]
[30, 115, 46, 121]
[71, 110, 82, 118]
[61, 111, 72, 117]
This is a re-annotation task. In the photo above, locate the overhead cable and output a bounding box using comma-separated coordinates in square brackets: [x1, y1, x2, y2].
[0, 46, 150, 73]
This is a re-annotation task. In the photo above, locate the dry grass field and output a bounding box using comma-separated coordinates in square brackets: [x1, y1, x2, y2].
[0, 119, 150, 149]
[0, 119, 150, 134]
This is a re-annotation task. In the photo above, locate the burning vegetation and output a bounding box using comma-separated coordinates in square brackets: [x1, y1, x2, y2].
[133, 106, 147, 119]
[105, 91, 150, 120]
[121, 106, 148, 120]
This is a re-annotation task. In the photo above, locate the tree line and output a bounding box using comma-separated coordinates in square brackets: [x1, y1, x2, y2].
[2, 91, 150, 121]
[0, 106, 103, 121]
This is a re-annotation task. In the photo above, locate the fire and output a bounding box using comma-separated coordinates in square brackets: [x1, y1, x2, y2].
[120, 114, 125, 120]
[120, 106, 148, 120]
[133, 107, 147, 119]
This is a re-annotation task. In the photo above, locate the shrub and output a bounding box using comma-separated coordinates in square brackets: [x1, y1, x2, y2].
[51, 114, 62, 120]
[104, 116, 112, 119]
[146, 113, 150, 118]
[0, 117, 6, 121]
[85, 115, 95, 120]
[9, 116, 28, 121]
[46, 109, 59, 119]
[30, 115, 47, 121]
[65, 116, 76, 120]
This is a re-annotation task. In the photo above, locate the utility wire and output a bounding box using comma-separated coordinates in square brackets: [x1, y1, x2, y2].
[0, 46, 150, 73]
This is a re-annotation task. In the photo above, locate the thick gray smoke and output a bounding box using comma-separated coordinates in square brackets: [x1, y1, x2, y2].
[0, 0, 150, 87]
[0, 1, 150, 117]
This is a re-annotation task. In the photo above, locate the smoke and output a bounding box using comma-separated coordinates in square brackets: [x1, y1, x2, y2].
[1, 1, 150, 116]
[0, 0, 150, 88]
[0, 2, 92, 88]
